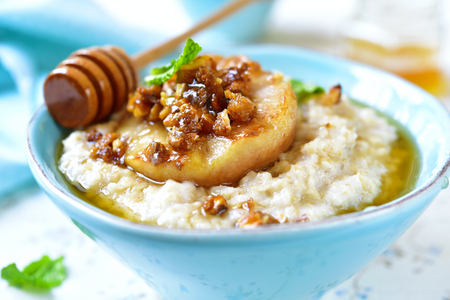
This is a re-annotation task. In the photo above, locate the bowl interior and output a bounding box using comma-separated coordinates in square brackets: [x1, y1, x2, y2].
[28, 45, 450, 227]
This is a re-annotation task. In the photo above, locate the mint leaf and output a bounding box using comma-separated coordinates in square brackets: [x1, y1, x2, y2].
[1, 256, 67, 291]
[150, 59, 176, 75]
[145, 38, 202, 85]
[290, 79, 325, 104]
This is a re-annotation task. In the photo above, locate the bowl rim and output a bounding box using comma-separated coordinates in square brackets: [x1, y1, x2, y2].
[27, 44, 450, 237]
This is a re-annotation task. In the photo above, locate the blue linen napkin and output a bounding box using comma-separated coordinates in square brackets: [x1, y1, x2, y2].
[0, 0, 271, 199]
[0, 43, 38, 199]
[0, 0, 165, 199]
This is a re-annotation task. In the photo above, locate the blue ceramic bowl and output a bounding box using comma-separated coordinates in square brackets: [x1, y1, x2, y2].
[27, 45, 450, 300]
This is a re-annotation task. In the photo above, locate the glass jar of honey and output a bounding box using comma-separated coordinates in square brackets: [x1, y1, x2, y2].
[342, 0, 447, 96]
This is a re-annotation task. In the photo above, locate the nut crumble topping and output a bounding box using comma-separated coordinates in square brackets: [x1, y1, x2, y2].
[320, 84, 342, 106]
[88, 130, 128, 167]
[203, 195, 228, 216]
[236, 211, 280, 228]
[125, 55, 262, 165]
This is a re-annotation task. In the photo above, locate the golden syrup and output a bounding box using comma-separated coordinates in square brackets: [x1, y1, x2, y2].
[55, 142, 143, 223]
[346, 99, 421, 206]
[372, 122, 420, 205]
[68, 182, 143, 222]
[396, 68, 446, 96]
[345, 38, 447, 96]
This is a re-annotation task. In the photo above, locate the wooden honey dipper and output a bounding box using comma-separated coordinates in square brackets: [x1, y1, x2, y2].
[44, 0, 259, 128]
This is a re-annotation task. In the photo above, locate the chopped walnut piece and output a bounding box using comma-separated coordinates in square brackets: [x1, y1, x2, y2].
[175, 98, 190, 107]
[220, 65, 246, 86]
[144, 141, 170, 165]
[160, 92, 169, 106]
[177, 56, 216, 85]
[132, 98, 152, 117]
[200, 113, 216, 134]
[141, 85, 162, 100]
[178, 104, 202, 133]
[86, 129, 103, 142]
[127, 86, 162, 118]
[112, 138, 123, 151]
[159, 106, 171, 120]
[320, 84, 341, 106]
[168, 130, 201, 152]
[294, 214, 309, 223]
[163, 112, 179, 128]
[227, 81, 243, 94]
[213, 109, 231, 136]
[182, 86, 208, 107]
[174, 83, 187, 100]
[195, 66, 226, 112]
[177, 68, 197, 85]
[219, 61, 260, 97]
[203, 195, 228, 216]
[90, 133, 128, 166]
[181, 55, 215, 72]
[237, 198, 254, 211]
[164, 104, 203, 150]
[236, 211, 280, 229]
[225, 90, 256, 122]
[148, 103, 163, 122]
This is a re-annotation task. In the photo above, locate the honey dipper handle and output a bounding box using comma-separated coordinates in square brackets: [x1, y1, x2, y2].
[131, 0, 259, 69]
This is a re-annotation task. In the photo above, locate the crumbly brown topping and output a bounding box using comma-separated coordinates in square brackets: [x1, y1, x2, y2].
[128, 86, 162, 118]
[88, 130, 128, 167]
[213, 109, 232, 137]
[320, 84, 341, 106]
[141, 141, 188, 170]
[200, 113, 215, 134]
[220, 60, 260, 97]
[143, 141, 170, 165]
[126, 55, 262, 165]
[225, 90, 255, 123]
[168, 130, 202, 152]
[86, 129, 103, 142]
[202, 195, 228, 216]
[237, 198, 254, 211]
[236, 211, 280, 228]
[192, 66, 227, 111]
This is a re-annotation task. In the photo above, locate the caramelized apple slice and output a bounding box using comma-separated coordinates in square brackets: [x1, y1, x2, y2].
[118, 67, 297, 187]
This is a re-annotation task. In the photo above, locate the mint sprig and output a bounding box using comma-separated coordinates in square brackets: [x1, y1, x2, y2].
[1, 256, 67, 291]
[145, 38, 202, 85]
[290, 79, 325, 104]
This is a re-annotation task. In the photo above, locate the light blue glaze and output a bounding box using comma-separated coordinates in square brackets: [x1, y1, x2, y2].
[27, 45, 450, 300]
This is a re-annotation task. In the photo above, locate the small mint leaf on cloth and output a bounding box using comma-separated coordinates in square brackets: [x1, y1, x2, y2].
[145, 38, 202, 85]
[1, 256, 67, 291]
